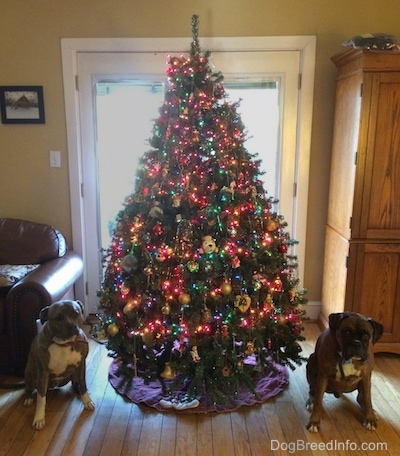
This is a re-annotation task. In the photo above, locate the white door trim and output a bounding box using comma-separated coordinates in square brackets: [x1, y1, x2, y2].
[61, 36, 316, 311]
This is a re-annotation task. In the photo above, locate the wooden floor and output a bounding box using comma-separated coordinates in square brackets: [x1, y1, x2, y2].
[1, 322, 400, 455]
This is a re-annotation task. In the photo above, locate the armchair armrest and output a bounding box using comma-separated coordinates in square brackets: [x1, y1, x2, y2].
[8, 251, 83, 305]
[5, 251, 83, 371]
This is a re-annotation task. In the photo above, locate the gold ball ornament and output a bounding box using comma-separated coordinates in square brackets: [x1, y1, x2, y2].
[178, 292, 191, 305]
[220, 282, 232, 295]
[107, 323, 119, 336]
[123, 302, 134, 314]
[277, 314, 287, 325]
[162, 303, 171, 315]
[266, 219, 278, 232]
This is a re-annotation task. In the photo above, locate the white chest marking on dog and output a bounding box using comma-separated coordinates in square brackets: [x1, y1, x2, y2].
[336, 360, 361, 379]
[48, 344, 82, 376]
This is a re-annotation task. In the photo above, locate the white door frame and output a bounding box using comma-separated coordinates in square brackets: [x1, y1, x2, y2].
[61, 36, 316, 313]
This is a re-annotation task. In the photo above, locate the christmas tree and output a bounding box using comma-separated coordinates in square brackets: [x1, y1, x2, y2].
[98, 15, 306, 409]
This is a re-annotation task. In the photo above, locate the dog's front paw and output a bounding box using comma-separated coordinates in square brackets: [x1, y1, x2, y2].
[363, 414, 378, 431]
[306, 411, 321, 433]
[81, 392, 95, 411]
[32, 414, 46, 431]
[23, 397, 34, 408]
[306, 419, 320, 433]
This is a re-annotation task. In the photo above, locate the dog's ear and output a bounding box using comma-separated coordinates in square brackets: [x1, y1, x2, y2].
[39, 306, 50, 324]
[328, 312, 347, 332]
[368, 318, 384, 344]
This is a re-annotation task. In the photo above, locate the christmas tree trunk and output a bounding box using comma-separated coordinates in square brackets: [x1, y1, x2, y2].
[99, 15, 307, 411]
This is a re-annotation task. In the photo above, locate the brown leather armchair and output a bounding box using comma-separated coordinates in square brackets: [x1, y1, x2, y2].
[0, 218, 83, 376]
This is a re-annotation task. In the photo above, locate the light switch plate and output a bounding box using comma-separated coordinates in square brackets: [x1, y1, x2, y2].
[50, 150, 61, 167]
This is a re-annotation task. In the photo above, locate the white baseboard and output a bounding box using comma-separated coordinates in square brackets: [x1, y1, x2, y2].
[300, 300, 321, 321]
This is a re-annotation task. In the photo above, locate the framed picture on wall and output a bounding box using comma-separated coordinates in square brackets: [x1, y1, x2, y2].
[0, 86, 45, 124]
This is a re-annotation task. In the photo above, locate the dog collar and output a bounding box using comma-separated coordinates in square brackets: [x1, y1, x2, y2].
[52, 336, 88, 347]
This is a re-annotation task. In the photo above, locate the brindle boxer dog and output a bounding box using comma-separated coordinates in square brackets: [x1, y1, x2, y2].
[306, 312, 383, 433]
[23, 300, 95, 430]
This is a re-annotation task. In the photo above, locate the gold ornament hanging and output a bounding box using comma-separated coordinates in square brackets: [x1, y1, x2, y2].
[178, 292, 191, 306]
[220, 282, 232, 296]
[160, 362, 176, 379]
[107, 323, 119, 336]
[266, 219, 278, 232]
[162, 303, 171, 315]
[245, 340, 255, 355]
[234, 294, 251, 313]
[202, 306, 212, 323]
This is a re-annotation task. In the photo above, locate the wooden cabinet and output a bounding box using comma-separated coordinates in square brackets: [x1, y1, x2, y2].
[321, 48, 400, 354]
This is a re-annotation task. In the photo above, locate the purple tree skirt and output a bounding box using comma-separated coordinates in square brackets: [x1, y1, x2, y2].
[108, 360, 289, 413]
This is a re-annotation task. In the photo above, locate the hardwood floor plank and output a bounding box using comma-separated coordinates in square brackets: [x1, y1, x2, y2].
[241, 407, 267, 456]
[262, 403, 308, 456]
[120, 404, 145, 456]
[4, 424, 36, 456]
[211, 412, 235, 456]
[175, 414, 197, 456]
[0, 390, 30, 456]
[98, 394, 134, 456]
[135, 409, 163, 456]
[230, 410, 251, 456]
[82, 381, 118, 456]
[158, 412, 177, 456]
[195, 414, 213, 456]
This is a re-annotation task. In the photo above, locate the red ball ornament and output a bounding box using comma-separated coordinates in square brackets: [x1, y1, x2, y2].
[153, 223, 164, 236]
[278, 244, 288, 253]
[273, 277, 283, 292]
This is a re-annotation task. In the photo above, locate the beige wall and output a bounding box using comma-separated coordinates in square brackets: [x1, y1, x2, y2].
[1, 0, 400, 302]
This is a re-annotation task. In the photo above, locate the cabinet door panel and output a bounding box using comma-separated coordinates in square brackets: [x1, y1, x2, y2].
[346, 243, 400, 343]
[360, 73, 400, 239]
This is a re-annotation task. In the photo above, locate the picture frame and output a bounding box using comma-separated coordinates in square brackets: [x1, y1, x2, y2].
[0, 86, 45, 124]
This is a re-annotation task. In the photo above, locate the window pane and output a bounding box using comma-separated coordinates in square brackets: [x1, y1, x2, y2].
[96, 80, 280, 249]
[225, 81, 280, 201]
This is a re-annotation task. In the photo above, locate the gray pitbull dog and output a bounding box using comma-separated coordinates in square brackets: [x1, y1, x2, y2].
[23, 300, 95, 430]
